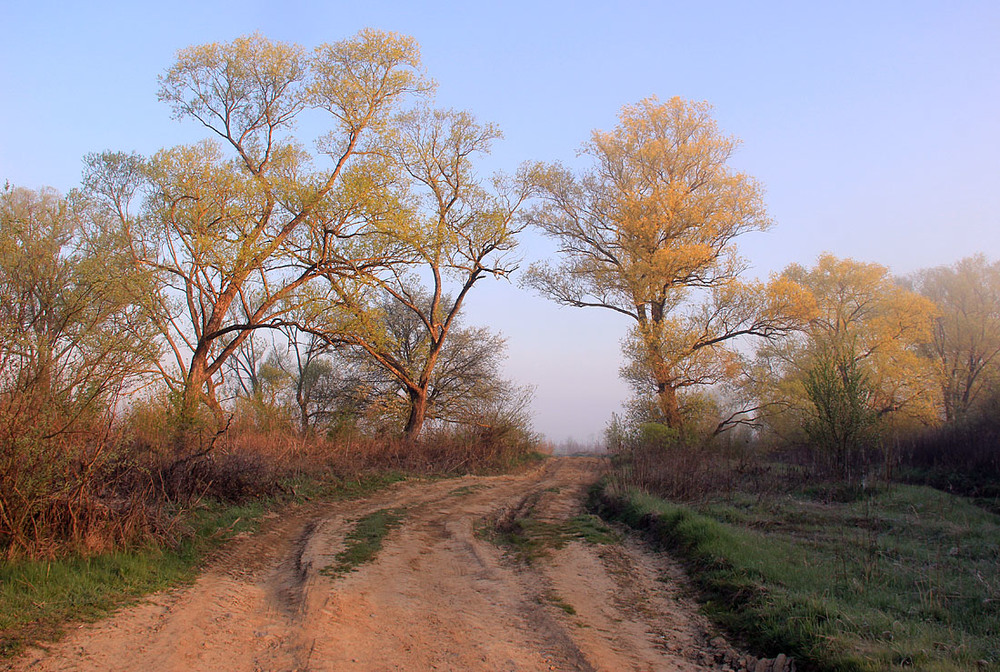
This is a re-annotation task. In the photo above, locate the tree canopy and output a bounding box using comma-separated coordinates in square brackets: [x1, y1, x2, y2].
[524, 96, 812, 429]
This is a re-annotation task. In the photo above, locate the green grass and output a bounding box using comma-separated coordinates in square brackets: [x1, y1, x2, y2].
[593, 481, 1000, 672]
[0, 471, 406, 658]
[320, 508, 407, 578]
[0, 498, 266, 657]
[448, 484, 487, 497]
[543, 591, 578, 615]
[487, 509, 620, 562]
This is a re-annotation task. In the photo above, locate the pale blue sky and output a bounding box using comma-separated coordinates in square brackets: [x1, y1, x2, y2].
[2, 1, 998, 442]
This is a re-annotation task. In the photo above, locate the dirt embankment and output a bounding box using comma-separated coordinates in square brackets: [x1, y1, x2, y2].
[10, 458, 791, 672]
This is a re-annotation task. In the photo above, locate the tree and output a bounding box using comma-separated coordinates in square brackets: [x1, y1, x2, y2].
[341, 294, 515, 429]
[84, 31, 428, 433]
[802, 344, 881, 480]
[911, 255, 1000, 422]
[0, 185, 157, 553]
[0, 185, 156, 434]
[307, 107, 533, 438]
[523, 96, 812, 430]
[281, 331, 352, 434]
[757, 254, 938, 444]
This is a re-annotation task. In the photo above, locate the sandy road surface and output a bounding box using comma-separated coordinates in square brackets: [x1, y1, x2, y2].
[10, 458, 779, 672]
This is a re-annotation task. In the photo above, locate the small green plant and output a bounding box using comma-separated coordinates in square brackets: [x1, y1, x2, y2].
[321, 508, 406, 578]
[545, 591, 577, 615]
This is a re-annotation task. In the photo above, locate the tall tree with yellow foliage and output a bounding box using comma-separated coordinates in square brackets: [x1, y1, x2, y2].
[524, 97, 812, 430]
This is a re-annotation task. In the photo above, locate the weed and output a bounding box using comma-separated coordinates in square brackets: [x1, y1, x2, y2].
[449, 484, 486, 497]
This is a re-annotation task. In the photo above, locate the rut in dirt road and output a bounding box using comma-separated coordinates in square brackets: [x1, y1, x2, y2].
[11, 457, 791, 672]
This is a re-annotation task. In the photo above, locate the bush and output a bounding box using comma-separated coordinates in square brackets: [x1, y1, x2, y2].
[606, 418, 746, 501]
[896, 404, 1000, 500]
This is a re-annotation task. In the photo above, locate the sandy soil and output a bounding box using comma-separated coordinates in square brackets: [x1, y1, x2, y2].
[9, 457, 788, 672]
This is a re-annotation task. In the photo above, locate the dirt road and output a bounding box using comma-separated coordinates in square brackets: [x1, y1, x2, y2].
[11, 458, 780, 672]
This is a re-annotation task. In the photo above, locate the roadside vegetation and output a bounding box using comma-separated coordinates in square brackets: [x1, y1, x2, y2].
[594, 476, 1000, 671]
[595, 366, 1000, 671]
[0, 496, 270, 656]
[594, 372, 1000, 671]
[0, 435, 530, 658]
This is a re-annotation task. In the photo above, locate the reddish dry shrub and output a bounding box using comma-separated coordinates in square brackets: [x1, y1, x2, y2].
[0, 427, 173, 560]
[617, 441, 736, 501]
[605, 420, 787, 502]
[1, 396, 539, 559]
[295, 423, 539, 478]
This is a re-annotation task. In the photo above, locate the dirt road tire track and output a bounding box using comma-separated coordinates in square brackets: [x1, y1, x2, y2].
[9, 458, 776, 671]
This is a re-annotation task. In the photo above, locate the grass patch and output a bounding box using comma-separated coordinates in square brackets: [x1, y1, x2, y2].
[448, 484, 487, 497]
[543, 591, 577, 615]
[486, 502, 621, 562]
[0, 471, 406, 658]
[593, 481, 1000, 671]
[320, 508, 407, 578]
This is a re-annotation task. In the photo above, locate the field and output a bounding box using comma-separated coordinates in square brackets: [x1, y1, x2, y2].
[595, 479, 1000, 671]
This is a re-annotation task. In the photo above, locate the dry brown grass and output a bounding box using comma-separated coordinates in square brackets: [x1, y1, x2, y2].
[1, 398, 540, 560]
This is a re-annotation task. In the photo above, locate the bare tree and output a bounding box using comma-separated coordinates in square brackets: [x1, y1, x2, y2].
[911, 255, 1000, 421]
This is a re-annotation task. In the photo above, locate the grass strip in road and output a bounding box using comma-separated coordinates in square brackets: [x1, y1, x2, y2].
[591, 481, 1000, 672]
[487, 508, 620, 562]
[320, 508, 407, 578]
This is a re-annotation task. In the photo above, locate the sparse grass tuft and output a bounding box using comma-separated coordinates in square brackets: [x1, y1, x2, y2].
[321, 508, 407, 578]
[485, 494, 620, 562]
[448, 484, 487, 498]
[544, 591, 577, 615]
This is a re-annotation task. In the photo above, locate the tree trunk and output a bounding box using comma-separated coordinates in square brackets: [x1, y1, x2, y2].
[178, 353, 222, 448]
[639, 307, 685, 430]
[655, 382, 684, 430]
[298, 397, 311, 435]
[404, 388, 428, 440]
